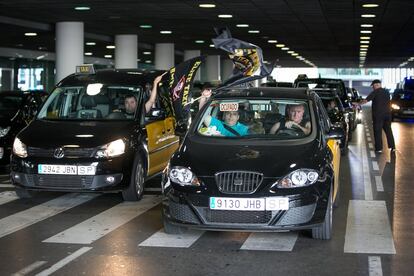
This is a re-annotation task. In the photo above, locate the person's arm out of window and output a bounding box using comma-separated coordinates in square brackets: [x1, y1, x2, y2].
[145, 72, 166, 113]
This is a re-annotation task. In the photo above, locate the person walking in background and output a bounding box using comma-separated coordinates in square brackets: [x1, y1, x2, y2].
[359, 79, 395, 153]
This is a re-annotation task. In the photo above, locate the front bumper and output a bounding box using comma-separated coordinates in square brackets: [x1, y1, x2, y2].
[162, 176, 331, 231]
[10, 156, 132, 192]
[392, 109, 414, 118]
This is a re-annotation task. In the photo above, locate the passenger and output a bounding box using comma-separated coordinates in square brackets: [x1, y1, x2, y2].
[203, 110, 249, 137]
[144, 73, 166, 113]
[326, 100, 337, 113]
[269, 104, 311, 135]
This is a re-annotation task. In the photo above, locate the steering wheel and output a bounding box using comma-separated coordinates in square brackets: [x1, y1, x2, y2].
[276, 125, 305, 137]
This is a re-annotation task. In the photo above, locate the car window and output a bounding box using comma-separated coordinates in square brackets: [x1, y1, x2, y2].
[196, 98, 312, 139]
[37, 85, 143, 120]
[315, 97, 331, 133]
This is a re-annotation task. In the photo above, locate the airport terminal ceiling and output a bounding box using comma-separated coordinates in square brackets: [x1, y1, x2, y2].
[0, 0, 414, 68]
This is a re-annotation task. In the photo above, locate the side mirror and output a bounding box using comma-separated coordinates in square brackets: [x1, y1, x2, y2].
[327, 126, 344, 140]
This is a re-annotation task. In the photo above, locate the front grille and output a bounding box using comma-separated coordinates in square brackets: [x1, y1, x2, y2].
[202, 209, 272, 224]
[215, 171, 263, 194]
[32, 175, 94, 188]
[169, 201, 200, 224]
[276, 203, 316, 226]
[28, 147, 95, 158]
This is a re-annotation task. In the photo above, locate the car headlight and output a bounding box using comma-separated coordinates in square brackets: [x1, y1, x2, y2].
[169, 166, 200, 186]
[274, 169, 319, 189]
[13, 137, 28, 158]
[0, 126, 10, 137]
[391, 104, 400, 110]
[95, 139, 125, 158]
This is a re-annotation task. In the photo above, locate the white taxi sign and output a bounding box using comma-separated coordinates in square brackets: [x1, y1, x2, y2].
[219, 102, 239, 112]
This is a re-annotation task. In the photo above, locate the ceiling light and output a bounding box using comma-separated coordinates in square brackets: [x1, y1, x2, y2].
[360, 36, 371, 40]
[275, 44, 285, 48]
[409, 57, 414, 61]
[291, 53, 299, 56]
[84, 52, 92, 56]
[218, 14, 233, 18]
[361, 30, 372, 33]
[143, 51, 151, 55]
[160, 30, 172, 34]
[360, 53, 367, 56]
[199, 4, 216, 8]
[24, 32, 37, 36]
[248, 30, 260, 33]
[236, 24, 249, 28]
[195, 40, 205, 43]
[106, 45, 115, 49]
[86, 42, 96, 46]
[104, 55, 112, 58]
[361, 24, 374, 28]
[74, 6, 90, 11]
[281, 47, 289, 50]
[287, 51, 294, 54]
[360, 40, 370, 44]
[140, 25, 152, 29]
[362, 4, 379, 8]
[267, 40, 277, 43]
[360, 45, 369, 48]
[209, 44, 215, 48]
[361, 14, 376, 18]
[145, 60, 152, 63]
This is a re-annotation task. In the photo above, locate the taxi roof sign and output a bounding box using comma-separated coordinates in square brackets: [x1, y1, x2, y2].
[76, 64, 95, 74]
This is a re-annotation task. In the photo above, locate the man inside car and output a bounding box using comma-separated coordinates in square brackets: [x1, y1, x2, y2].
[269, 104, 311, 135]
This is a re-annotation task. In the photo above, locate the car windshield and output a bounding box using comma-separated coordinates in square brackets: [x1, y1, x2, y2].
[0, 95, 23, 114]
[37, 84, 142, 120]
[321, 97, 342, 113]
[197, 98, 312, 139]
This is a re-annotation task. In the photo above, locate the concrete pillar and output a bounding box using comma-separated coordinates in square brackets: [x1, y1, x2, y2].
[115, 34, 138, 69]
[155, 43, 174, 70]
[55, 22, 84, 83]
[184, 50, 201, 81]
[349, 79, 353, 88]
[206, 55, 221, 82]
[221, 59, 234, 82]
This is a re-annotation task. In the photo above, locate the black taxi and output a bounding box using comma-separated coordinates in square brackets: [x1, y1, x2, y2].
[162, 87, 343, 239]
[10, 66, 179, 201]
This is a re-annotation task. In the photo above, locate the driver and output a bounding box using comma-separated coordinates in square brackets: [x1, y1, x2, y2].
[269, 104, 311, 135]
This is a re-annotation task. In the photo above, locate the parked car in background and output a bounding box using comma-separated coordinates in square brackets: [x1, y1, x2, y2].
[0, 91, 46, 167]
[391, 77, 414, 121]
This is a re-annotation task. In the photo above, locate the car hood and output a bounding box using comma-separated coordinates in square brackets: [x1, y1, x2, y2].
[174, 136, 322, 178]
[392, 98, 414, 108]
[18, 119, 136, 148]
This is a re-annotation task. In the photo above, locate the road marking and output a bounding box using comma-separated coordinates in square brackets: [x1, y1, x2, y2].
[43, 195, 161, 244]
[369, 256, 383, 276]
[344, 200, 396, 254]
[0, 193, 96, 239]
[0, 184, 15, 188]
[35, 247, 92, 276]
[139, 228, 204, 248]
[11, 261, 47, 276]
[370, 151, 376, 158]
[241, 232, 298, 251]
[0, 191, 18, 205]
[372, 161, 379, 171]
[367, 137, 372, 142]
[374, 176, 384, 192]
[368, 143, 374, 149]
[361, 132, 373, 200]
[366, 133, 371, 137]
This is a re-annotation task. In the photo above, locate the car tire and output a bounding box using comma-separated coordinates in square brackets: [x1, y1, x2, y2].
[312, 188, 333, 240]
[15, 188, 35, 198]
[163, 213, 186, 234]
[122, 155, 145, 201]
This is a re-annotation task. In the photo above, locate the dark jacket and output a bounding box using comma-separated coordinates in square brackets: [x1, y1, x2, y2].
[366, 88, 391, 117]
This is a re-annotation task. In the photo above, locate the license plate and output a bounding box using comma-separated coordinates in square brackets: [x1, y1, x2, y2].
[209, 197, 289, 211]
[38, 164, 96, 175]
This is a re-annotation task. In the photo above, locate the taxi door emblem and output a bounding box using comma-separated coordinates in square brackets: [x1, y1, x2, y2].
[54, 147, 65, 159]
[233, 177, 243, 186]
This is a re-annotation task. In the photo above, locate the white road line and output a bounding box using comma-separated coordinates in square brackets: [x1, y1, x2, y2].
[241, 232, 298, 251]
[43, 195, 161, 244]
[344, 200, 396, 254]
[368, 143, 374, 149]
[0, 193, 96, 239]
[139, 228, 204, 248]
[0, 183, 15, 188]
[367, 137, 372, 142]
[372, 161, 379, 171]
[0, 191, 18, 205]
[370, 151, 376, 158]
[366, 133, 371, 137]
[35, 247, 92, 276]
[11, 261, 47, 276]
[361, 132, 373, 200]
[375, 176, 384, 192]
[369, 256, 383, 276]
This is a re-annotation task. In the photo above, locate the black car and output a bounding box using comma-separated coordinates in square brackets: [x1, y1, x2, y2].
[10, 67, 180, 201]
[391, 89, 414, 120]
[348, 87, 363, 124]
[162, 87, 343, 240]
[0, 91, 45, 167]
